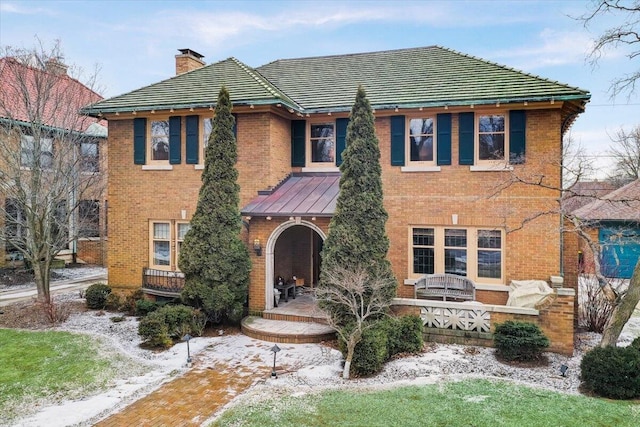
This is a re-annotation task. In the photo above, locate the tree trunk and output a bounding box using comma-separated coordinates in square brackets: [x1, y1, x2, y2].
[600, 259, 640, 347]
[33, 258, 51, 304]
[343, 342, 355, 380]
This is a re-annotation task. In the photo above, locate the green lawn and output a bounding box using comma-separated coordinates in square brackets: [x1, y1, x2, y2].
[212, 379, 639, 427]
[0, 328, 139, 422]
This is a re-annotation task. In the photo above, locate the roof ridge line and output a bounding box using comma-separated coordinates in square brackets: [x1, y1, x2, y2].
[436, 45, 589, 94]
[230, 57, 282, 99]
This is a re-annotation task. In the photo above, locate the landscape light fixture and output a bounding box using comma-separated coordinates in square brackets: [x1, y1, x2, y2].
[559, 364, 568, 377]
[253, 239, 262, 256]
[182, 334, 192, 365]
[271, 344, 281, 378]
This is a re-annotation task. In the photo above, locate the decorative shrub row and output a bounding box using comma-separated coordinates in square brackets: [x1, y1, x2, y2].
[494, 321, 549, 361]
[138, 304, 206, 348]
[343, 315, 424, 377]
[580, 337, 640, 400]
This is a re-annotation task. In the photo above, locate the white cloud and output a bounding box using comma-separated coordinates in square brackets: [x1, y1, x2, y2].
[0, 1, 54, 15]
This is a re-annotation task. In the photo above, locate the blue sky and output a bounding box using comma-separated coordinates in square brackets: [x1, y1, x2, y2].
[1, 0, 638, 176]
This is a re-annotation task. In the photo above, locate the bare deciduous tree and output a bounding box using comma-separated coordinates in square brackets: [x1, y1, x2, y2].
[581, 0, 640, 98]
[0, 40, 105, 303]
[607, 125, 640, 182]
[315, 265, 395, 379]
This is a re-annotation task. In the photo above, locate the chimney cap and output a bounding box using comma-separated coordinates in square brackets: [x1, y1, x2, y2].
[177, 48, 204, 59]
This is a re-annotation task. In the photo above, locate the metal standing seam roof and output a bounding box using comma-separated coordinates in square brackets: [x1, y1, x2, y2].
[573, 179, 640, 222]
[82, 46, 590, 116]
[81, 57, 300, 115]
[241, 173, 340, 217]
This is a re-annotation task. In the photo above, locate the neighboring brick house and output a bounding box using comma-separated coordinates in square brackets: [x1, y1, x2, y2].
[82, 46, 589, 323]
[0, 56, 108, 266]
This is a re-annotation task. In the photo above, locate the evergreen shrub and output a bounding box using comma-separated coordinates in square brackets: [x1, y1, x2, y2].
[580, 345, 640, 399]
[386, 315, 424, 355]
[138, 304, 206, 348]
[85, 283, 112, 309]
[350, 324, 389, 377]
[494, 321, 549, 361]
[135, 299, 159, 317]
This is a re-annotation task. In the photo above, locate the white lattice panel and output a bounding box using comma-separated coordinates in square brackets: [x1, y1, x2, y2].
[420, 306, 490, 332]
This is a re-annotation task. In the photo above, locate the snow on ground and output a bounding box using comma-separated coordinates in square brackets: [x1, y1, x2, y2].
[5, 271, 640, 427]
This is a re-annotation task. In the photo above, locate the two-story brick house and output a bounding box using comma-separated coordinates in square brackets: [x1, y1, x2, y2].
[0, 56, 108, 266]
[83, 46, 589, 320]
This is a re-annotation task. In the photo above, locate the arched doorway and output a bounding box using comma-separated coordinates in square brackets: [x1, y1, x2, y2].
[264, 220, 326, 310]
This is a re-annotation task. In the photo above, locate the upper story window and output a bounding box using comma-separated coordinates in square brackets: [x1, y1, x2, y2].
[477, 113, 507, 163]
[409, 117, 435, 163]
[309, 123, 335, 164]
[21, 135, 53, 169]
[150, 120, 170, 161]
[80, 140, 99, 172]
[201, 117, 213, 162]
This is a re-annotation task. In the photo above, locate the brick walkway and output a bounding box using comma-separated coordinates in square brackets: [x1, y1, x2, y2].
[95, 362, 269, 427]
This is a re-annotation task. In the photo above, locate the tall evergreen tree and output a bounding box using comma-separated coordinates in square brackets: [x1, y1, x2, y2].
[179, 86, 250, 323]
[319, 85, 396, 323]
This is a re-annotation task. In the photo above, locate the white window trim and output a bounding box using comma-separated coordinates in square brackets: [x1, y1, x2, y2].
[307, 121, 336, 168]
[406, 115, 437, 167]
[142, 164, 174, 171]
[475, 111, 509, 167]
[401, 166, 442, 173]
[147, 118, 171, 165]
[409, 226, 505, 284]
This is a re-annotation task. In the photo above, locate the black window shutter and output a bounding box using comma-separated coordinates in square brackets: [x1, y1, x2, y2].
[436, 113, 452, 165]
[335, 118, 349, 166]
[509, 110, 526, 164]
[185, 115, 199, 164]
[390, 115, 405, 166]
[458, 112, 474, 165]
[169, 116, 181, 164]
[232, 113, 238, 138]
[133, 117, 146, 165]
[291, 120, 306, 167]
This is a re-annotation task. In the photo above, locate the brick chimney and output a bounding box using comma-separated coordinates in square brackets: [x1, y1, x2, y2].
[175, 48, 205, 75]
[45, 58, 68, 76]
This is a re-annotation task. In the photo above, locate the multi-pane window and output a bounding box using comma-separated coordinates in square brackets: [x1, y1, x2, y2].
[21, 135, 53, 168]
[411, 227, 503, 283]
[310, 123, 335, 163]
[477, 230, 502, 279]
[150, 120, 170, 161]
[409, 118, 434, 162]
[149, 220, 191, 270]
[478, 114, 506, 161]
[201, 117, 213, 161]
[80, 140, 99, 172]
[176, 222, 191, 264]
[444, 229, 467, 276]
[78, 200, 100, 238]
[413, 228, 435, 274]
[152, 222, 171, 267]
[4, 198, 25, 252]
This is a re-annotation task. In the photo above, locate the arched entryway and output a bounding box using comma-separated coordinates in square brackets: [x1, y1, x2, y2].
[264, 220, 326, 309]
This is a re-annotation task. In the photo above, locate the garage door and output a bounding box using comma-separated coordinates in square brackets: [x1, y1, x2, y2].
[600, 223, 640, 279]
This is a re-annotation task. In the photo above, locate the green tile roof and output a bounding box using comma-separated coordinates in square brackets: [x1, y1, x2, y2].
[83, 46, 589, 115]
[83, 57, 300, 114]
[256, 46, 589, 112]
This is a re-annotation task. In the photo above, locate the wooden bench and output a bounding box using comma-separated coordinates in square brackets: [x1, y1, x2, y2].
[414, 274, 476, 301]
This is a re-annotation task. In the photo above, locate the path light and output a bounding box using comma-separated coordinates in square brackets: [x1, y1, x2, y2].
[182, 334, 192, 365]
[270, 344, 281, 378]
[559, 364, 568, 377]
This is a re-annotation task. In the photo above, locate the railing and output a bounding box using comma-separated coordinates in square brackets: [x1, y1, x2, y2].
[142, 268, 185, 296]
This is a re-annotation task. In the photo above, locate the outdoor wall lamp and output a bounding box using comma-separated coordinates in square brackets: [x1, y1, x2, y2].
[253, 239, 262, 256]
